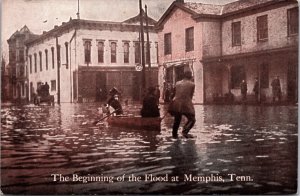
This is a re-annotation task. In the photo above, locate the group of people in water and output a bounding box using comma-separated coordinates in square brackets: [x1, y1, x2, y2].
[103, 70, 196, 139]
[240, 76, 282, 103]
[103, 86, 161, 118]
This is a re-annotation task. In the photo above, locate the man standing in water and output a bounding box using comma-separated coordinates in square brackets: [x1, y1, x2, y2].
[168, 70, 195, 139]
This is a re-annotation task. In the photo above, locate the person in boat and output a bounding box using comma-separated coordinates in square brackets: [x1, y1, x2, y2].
[107, 88, 123, 115]
[141, 87, 160, 118]
[168, 70, 195, 139]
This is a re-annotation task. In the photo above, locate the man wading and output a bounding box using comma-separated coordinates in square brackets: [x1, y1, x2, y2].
[168, 70, 196, 139]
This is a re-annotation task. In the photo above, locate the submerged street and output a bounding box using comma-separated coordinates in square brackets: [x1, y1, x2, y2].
[1, 103, 298, 195]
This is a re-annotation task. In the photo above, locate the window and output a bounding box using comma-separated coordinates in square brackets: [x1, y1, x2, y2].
[19, 50, 24, 62]
[51, 47, 55, 69]
[230, 65, 246, 89]
[232, 21, 241, 46]
[111, 42, 117, 63]
[19, 65, 24, 77]
[39, 51, 42, 71]
[164, 33, 171, 55]
[124, 42, 129, 63]
[134, 42, 141, 64]
[51, 80, 56, 91]
[260, 63, 269, 88]
[45, 49, 48, 70]
[185, 27, 194, 52]
[288, 7, 299, 36]
[34, 53, 37, 73]
[65, 42, 68, 69]
[84, 40, 91, 64]
[257, 15, 268, 41]
[98, 41, 104, 63]
[29, 55, 32, 74]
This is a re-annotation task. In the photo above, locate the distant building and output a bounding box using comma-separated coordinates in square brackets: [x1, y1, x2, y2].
[1, 57, 11, 102]
[25, 15, 158, 103]
[7, 25, 38, 103]
[157, 0, 298, 104]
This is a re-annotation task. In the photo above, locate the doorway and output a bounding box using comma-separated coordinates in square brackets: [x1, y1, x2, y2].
[287, 63, 298, 103]
[96, 72, 107, 102]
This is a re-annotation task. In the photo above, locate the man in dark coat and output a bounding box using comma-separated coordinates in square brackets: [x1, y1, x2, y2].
[271, 76, 281, 102]
[141, 87, 160, 118]
[240, 80, 247, 101]
[168, 70, 195, 138]
[44, 82, 50, 96]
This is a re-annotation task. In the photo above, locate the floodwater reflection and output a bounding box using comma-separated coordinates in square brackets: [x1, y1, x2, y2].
[1, 103, 297, 194]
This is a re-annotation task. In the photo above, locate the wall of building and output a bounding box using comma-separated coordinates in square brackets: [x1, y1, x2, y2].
[158, 7, 204, 103]
[222, 4, 298, 56]
[27, 25, 158, 103]
[202, 20, 222, 58]
[76, 29, 158, 67]
[27, 30, 76, 103]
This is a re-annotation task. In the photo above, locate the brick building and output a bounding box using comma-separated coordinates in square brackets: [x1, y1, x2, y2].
[26, 15, 158, 103]
[157, 0, 298, 104]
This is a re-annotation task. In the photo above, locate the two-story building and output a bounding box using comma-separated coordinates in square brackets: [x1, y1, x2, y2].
[157, 0, 298, 104]
[26, 14, 158, 103]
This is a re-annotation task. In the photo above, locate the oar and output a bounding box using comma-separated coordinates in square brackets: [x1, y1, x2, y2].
[92, 110, 118, 125]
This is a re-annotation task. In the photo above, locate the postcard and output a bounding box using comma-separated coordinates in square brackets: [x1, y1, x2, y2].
[1, 0, 298, 195]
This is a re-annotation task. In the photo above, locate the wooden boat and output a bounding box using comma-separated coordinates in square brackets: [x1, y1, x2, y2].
[107, 115, 161, 131]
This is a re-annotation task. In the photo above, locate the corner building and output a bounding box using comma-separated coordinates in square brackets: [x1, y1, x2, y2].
[157, 0, 298, 104]
[26, 15, 158, 103]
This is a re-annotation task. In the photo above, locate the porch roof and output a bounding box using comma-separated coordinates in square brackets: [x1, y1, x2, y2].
[201, 46, 298, 64]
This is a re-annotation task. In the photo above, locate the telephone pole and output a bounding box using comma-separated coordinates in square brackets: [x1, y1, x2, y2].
[139, 0, 146, 93]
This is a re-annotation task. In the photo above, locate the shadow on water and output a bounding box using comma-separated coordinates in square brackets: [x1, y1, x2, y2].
[1, 103, 297, 194]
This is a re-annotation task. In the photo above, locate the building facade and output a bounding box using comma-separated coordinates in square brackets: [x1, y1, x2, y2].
[157, 0, 298, 104]
[7, 26, 38, 103]
[26, 15, 158, 103]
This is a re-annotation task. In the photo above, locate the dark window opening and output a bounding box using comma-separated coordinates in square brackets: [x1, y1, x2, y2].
[111, 42, 117, 63]
[98, 42, 104, 63]
[39, 51, 42, 71]
[164, 33, 172, 55]
[84, 40, 91, 64]
[124, 42, 129, 63]
[257, 15, 268, 41]
[232, 21, 241, 46]
[288, 7, 299, 36]
[185, 27, 194, 52]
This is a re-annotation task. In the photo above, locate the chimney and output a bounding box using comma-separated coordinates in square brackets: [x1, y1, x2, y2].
[176, 0, 184, 3]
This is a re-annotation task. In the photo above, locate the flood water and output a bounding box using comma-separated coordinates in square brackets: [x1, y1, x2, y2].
[1, 103, 298, 195]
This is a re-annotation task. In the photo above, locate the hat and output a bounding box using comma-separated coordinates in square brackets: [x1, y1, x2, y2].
[183, 70, 192, 79]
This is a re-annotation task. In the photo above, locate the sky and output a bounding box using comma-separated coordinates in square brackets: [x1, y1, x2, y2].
[1, 0, 237, 62]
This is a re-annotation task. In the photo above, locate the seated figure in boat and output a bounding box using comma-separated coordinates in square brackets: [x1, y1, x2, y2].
[141, 87, 160, 118]
[107, 88, 123, 115]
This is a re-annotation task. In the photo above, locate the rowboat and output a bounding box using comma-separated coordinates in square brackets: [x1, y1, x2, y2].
[107, 115, 161, 131]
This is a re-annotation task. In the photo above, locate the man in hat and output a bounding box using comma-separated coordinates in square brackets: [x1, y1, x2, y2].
[168, 70, 195, 138]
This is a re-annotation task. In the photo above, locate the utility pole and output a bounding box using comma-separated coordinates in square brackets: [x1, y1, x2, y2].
[139, 0, 146, 94]
[77, 0, 80, 19]
[145, 5, 151, 87]
[56, 36, 61, 104]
